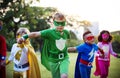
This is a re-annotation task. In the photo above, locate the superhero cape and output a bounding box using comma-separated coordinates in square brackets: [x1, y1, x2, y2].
[94, 52, 110, 76]
[41, 39, 50, 71]
[74, 53, 81, 78]
[20, 41, 41, 78]
[94, 56, 100, 76]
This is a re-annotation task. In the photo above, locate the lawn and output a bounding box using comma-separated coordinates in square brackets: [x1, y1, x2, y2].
[6, 52, 120, 78]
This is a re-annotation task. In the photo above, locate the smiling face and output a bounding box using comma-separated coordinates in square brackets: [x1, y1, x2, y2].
[83, 31, 95, 44]
[16, 28, 30, 40]
[53, 13, 66, 32]
[85, 33, 95, 44]
[102, 32, 109, 41]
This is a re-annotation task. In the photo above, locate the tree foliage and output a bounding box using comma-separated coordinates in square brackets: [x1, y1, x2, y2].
[0, 0, 58, 51]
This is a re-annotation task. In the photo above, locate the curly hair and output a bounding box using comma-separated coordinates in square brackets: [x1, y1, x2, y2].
[98, 30, 112, 42]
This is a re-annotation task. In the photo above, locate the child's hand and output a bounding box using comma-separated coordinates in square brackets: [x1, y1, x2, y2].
[99, 54, 104, 58]
[117, 55, 120, 58]
[6, 60, 10, 65]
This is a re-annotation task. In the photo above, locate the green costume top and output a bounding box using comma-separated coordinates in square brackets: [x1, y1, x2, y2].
[40, 29, 70, 71]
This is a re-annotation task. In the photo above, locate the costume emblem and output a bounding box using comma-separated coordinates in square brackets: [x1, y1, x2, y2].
[56, 38, 66, 51]
[15, 50, 22, 61]
[88, 48, 94, 60]
[102, 45, 109, 55]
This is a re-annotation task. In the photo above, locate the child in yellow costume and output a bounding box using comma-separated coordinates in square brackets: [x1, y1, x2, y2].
[6, 28, 41, 78]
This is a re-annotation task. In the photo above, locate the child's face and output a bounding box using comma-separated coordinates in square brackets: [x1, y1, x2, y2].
[54, 18, 66, 32]
[102, 32, 109, 41]
[84, 33, 95, 44]
[16, 32, 26, 40]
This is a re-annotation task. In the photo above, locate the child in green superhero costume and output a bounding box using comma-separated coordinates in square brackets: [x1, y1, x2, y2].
[17, 13, 70, 78]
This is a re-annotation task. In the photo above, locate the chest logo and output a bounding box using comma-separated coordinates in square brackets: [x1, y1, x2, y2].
[56, 38, 66, 51]
[102, 45, 109, 53]
[15, 50, 22, 61]
[88, 48, 94, 60]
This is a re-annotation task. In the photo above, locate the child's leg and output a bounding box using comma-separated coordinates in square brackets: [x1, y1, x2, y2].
[49, 62, 60, 78]
[79, 63, 91, 78]
[98, 60, 108, 78]
[87, 67, 91, 78]
[13, 71, 27, 78]
[13, 71, 20, 78]
[60, 58, 69, 78]
[105, 61, 109, 77]
[20, 71, 27, 78]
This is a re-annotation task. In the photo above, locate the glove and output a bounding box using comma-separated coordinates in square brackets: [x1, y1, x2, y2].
[6, 60, 10, 65]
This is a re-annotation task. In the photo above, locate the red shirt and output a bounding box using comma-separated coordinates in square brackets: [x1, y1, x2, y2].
[0, 35, 6, 60]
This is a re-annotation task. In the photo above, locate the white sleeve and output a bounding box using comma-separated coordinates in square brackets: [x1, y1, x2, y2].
[8, 44, 16, 61]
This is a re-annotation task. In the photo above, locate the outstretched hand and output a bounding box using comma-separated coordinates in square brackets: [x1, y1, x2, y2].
[99, 54, 104, 58]
[117, 55, 120, 58]
[17, 37, 25, 44]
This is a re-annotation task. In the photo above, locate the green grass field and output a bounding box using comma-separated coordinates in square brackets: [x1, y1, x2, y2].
[6, 52, 120, 78]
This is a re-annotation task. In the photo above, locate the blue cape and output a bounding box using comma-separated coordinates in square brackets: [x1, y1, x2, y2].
[74, 53, 81, 78]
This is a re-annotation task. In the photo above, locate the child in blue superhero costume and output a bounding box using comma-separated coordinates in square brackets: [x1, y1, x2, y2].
[68, 31, 104, 78]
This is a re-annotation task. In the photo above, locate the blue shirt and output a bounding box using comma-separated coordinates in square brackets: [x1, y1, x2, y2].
[76, 43, 98, 62]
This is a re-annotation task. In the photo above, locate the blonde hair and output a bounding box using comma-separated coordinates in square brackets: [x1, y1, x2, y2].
[53, 12, 66, 21]
[16, 27, 30, 36]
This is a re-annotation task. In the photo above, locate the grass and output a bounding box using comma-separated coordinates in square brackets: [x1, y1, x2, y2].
[6, 52, 120, 78]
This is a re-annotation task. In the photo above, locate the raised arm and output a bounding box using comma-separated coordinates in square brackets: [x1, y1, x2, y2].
[17, 31, 40, 44]
[26, 31, 40, 38]
[109, 43, 118, 57]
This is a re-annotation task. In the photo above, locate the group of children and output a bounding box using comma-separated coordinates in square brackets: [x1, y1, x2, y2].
[68, 30, 119, 78]
[0, 13, 119, 78]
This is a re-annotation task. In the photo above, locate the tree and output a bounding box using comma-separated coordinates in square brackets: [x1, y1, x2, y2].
[0, 0, 58, 51]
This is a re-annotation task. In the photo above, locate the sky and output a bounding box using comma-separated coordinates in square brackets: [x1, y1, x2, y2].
[31, 0, 120, 32]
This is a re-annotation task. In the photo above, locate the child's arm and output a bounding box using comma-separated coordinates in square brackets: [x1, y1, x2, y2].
[98, 47, 104, 58]
[17, 32, 40, 44]
[109, 43, 119, 58]
[67, 47, 77, 52]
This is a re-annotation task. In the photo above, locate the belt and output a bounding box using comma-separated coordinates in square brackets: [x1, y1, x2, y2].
[49, 52, 67, 59]
[80, 59, 92, 66]
[15, 63, 29, 68]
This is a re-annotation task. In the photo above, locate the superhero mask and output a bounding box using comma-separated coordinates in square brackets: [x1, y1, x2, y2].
[54, 20, 66, 26]
[86, 36, 94, 41]
[102, 33, 109, 39]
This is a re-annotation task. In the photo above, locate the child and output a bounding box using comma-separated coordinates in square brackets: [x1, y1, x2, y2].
[68, 31, 104, 78]
[17, 13, 70, 78]
[94, 30, 119, 78]
[6, 28, 41, 78]
[0, 20, 7, 78]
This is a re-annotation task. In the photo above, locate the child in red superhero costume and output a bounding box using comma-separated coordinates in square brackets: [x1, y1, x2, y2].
[0, 20, 7, 78]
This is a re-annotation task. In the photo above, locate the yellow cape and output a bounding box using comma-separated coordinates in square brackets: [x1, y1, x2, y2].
[27, 45, 41, 78]
[19, 41, 41, 78]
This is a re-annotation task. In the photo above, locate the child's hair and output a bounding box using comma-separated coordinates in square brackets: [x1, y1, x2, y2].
[83, 31, 92, 40]
[98, 30, 112, 42]
[53, 12, 66, 21]
[16, 28, 30, 36]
